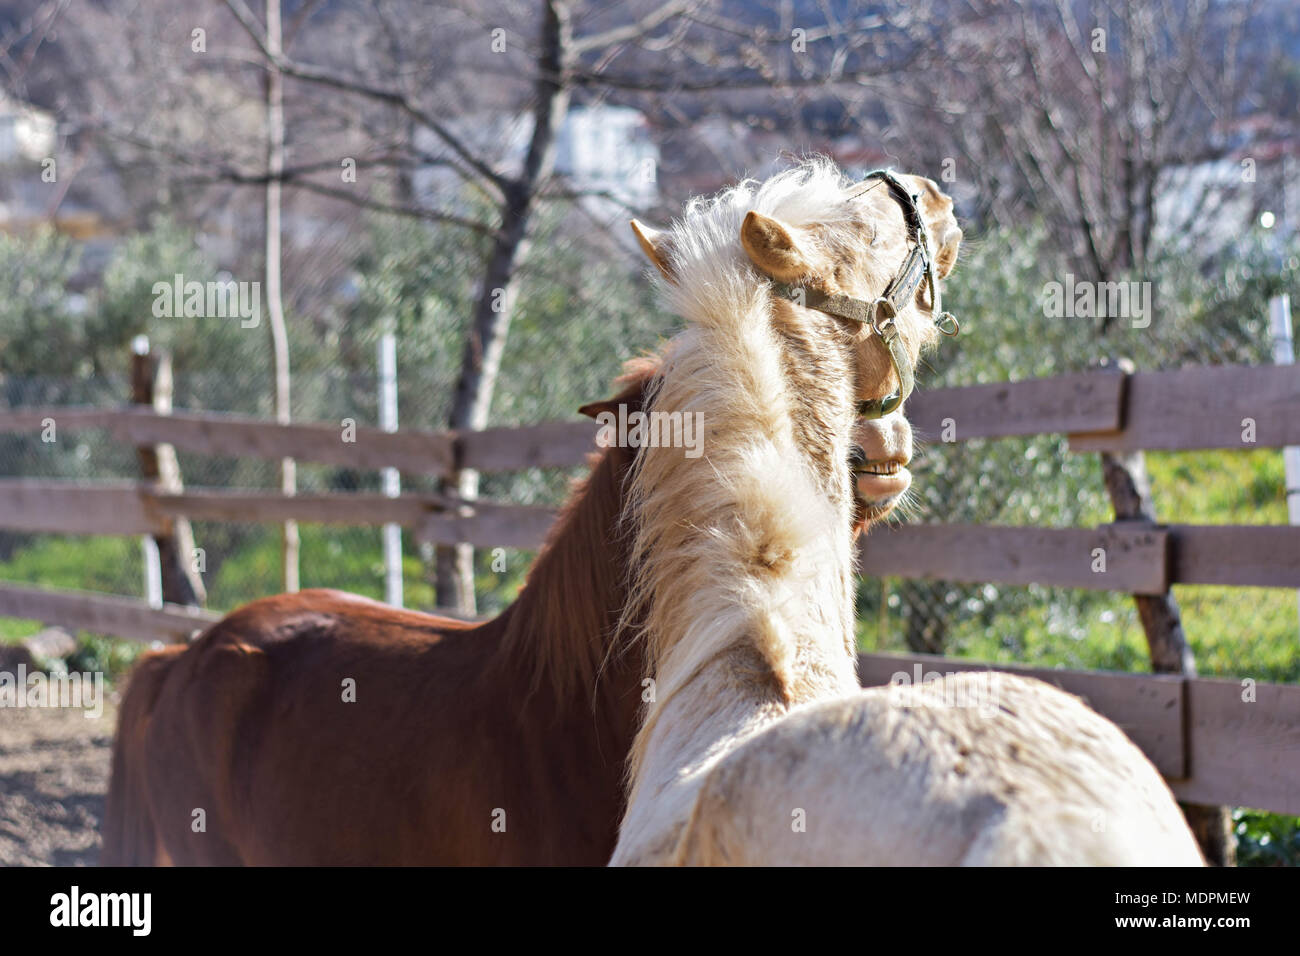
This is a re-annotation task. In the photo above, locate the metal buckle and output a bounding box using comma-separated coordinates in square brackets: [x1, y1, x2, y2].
[870, 297, 897, 339]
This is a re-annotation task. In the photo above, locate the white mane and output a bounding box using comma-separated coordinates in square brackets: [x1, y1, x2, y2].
[621, 158, 864, 793]
[656, 157, 863, 334]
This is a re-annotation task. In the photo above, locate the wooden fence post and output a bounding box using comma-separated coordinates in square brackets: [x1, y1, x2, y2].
[1099, 359, 1233, 865]
[131, 340, 205, 610]
[378, 331, 403, 608]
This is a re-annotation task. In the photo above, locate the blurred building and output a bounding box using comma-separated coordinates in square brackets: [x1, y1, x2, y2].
[555, 105, 658, 209]
[0, 90, 115, 249]
[414, 104, 659, 213]
[1155, 113, 1299, 254]
[0, 91, 55, 163]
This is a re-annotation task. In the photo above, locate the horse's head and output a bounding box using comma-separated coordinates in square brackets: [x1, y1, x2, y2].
[734, 169, 961, 407]
[627, 161, 961, 526]
[735, 168, 961, 526]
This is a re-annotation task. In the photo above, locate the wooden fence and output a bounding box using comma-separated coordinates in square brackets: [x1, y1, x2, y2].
[0, 361, 1297, 821]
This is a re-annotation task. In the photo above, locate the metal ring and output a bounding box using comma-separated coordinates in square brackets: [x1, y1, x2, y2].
[935, 311, 960, 337]
[870, 297, 896, 336]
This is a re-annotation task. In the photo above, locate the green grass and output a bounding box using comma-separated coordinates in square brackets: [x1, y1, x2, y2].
[204, 525, 392, 610]
[0, 535, 151, 679]
[0, 535, 148, 671]
[0, 615, 42, 643]
[0, 534, 142, 598]
[1149, 447, 1298, 684]
[1147, 446, 1288, 523]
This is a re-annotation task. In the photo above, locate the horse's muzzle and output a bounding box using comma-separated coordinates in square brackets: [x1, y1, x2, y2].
[850, 412, 912, 526]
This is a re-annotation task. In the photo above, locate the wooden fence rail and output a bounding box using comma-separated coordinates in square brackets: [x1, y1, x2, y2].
[0, 582, 219, 643]
[858, 523, 1300, 591]
[5, 479, 1298, 589]
[0, 405, 584, 477]
[906, 369, 1125, 440]
[0, 479, 560, 549]
[1068, 364, 1300, 452]
[0, 363, 1297, 480]
[859, 524, 1171, 593]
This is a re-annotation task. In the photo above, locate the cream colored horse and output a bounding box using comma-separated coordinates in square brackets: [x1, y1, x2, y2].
[612, 159, 1202, 866]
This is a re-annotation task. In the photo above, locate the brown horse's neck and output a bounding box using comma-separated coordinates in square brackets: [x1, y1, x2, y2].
[495, 440, 639, 710]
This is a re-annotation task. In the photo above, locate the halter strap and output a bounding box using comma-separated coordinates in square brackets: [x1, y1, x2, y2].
[770, 282, 915, 418]
[769, 168, 958, 419]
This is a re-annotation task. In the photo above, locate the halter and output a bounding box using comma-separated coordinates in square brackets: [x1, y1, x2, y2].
[770, 169, 959, 419]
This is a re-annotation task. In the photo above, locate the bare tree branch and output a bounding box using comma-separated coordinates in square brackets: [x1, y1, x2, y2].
[220, 0, 508, 199]
[571, 0, 694, 55]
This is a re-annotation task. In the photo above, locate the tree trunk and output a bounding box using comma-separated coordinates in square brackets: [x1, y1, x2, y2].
[265, 0, 298, 593]
[433, 0, 572, 614]
[1100, 442, 1235, 866]
[131, 346, 205, 608]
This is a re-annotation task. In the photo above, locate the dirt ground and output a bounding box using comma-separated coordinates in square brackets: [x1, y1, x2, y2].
[0, 698, 117, 867]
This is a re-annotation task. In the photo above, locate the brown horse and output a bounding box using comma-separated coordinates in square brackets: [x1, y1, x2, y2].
[101, 360, 658, 866]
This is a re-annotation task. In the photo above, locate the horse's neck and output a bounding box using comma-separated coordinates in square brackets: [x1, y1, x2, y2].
[613, 645, 807, 864]
[498, 445, 639, 712]
[616, 308, 861, 862]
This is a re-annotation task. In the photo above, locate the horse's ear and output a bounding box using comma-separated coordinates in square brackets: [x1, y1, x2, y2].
[932, 222, 962, 279]
[578, 398, 616, 420]
[740, 210, 815, 283]
[905, 175, 962, 279]
[630, 219, 675, 282]
[579, 357, 657, 419]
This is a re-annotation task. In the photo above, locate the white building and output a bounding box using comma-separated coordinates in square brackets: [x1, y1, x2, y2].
[1154, 113, 1299, 255]
[554, 105, 657, 208]
[0, 93, 56, 163]
[414, 104, 658, 212]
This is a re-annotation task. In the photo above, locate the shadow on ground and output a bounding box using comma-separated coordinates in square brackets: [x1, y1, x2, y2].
[0, 701, 116, 866]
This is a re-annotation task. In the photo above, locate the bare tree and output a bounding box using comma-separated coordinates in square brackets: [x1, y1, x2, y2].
[863, 0, 1264, 301]
[212, 0, 700, 612]
[435, 0, 575, 614]
[262, 0, 298, 591]
[29, 0, 1007, 613]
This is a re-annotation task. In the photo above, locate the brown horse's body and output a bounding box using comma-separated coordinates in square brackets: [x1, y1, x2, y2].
[102, 366, 654, 866]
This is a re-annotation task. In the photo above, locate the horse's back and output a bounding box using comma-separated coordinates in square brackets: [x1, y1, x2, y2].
[679, 673, 1202, 866]
[114, 590, 502, 865]
[110, 589, 624, 865]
